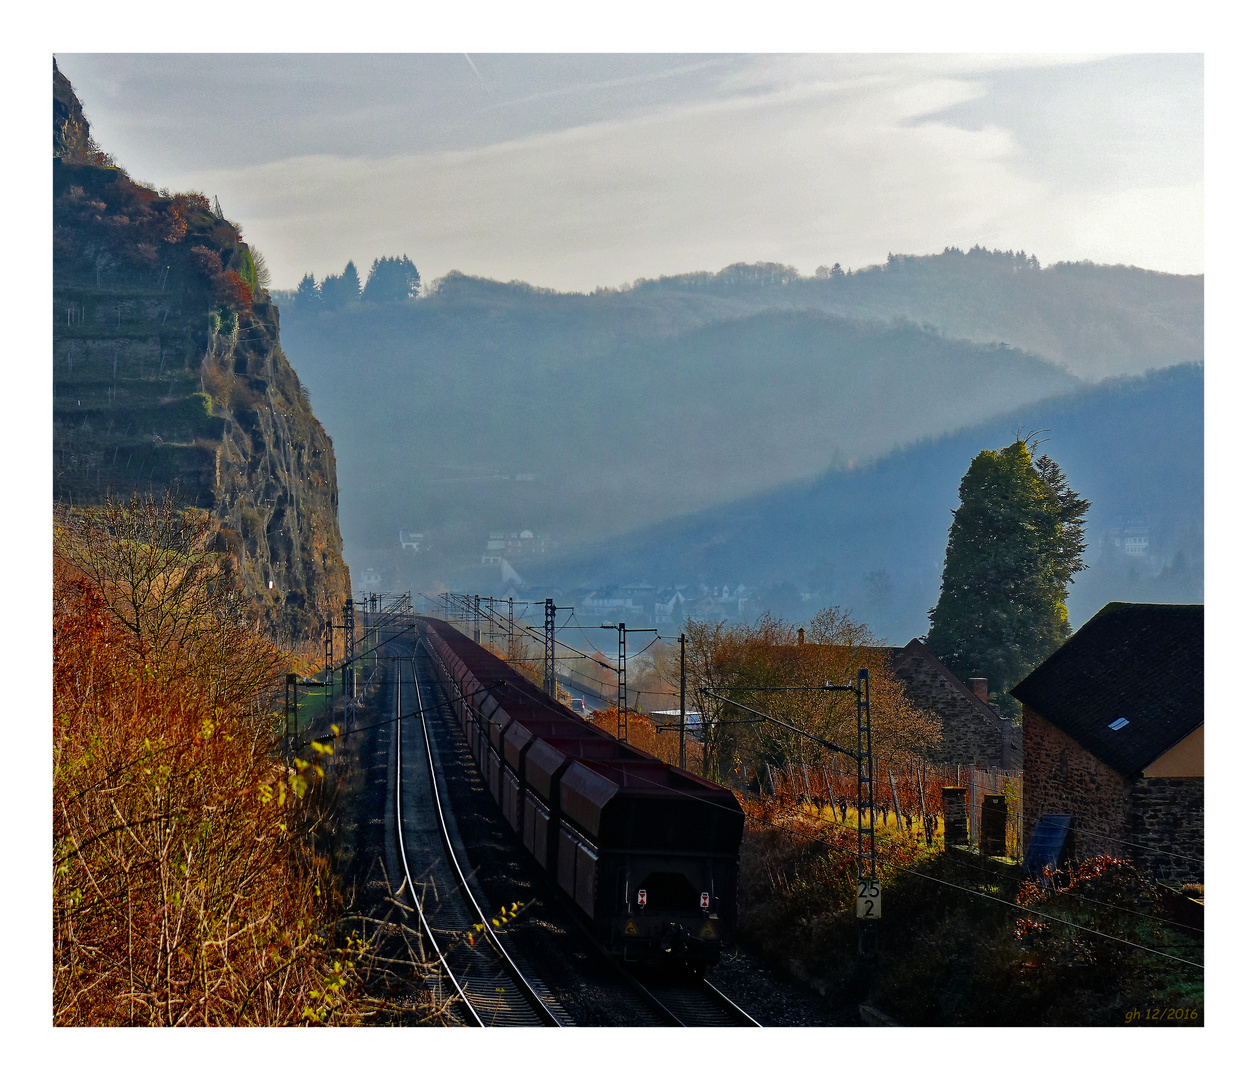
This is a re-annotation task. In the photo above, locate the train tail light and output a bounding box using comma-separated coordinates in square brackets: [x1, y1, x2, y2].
[700, 892, 710, 910]
[637, 889, 647, 907]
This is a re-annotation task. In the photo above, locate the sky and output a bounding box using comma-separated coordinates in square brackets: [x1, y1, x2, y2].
[54, 52, 1203, 292]
[16, 8, 1255, 1066]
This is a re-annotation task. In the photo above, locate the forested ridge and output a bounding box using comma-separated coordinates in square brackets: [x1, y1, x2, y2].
[623, 250, 1201, 379]
[532, 363, 1203, 643]
[280, 249, 1201, 381]
[279, 268, 1086, 574]
[277, 247, 1199, 609]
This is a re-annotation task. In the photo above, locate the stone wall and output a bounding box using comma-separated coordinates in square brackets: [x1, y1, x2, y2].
[1023, 707, 1205, 883]
[1021, 706, 1129, 863]
[1127, 776, 1204, 884]
[894, 647, 1007, 767]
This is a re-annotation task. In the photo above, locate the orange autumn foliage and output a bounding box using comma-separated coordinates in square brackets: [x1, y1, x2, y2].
[52, 497, 355, 1025]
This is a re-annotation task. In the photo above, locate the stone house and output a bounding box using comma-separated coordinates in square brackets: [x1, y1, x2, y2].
[891, 639, 1015, 769]
[1012, 603, 1203, 884]
[763, 636, 1013, 768]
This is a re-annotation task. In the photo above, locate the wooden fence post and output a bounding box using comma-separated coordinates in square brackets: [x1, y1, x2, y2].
[822, 766, 839, 827]
[888, 770, 904, 832]
[917, 766, 930, 846]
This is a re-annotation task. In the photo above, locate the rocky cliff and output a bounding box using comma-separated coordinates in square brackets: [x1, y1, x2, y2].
[53, 61, 351, 643]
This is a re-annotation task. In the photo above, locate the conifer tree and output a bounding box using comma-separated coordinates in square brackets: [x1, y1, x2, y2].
[342, 259, 361, 295]
[320, 260, 361, 309]
[925, 439, 1089, 715]
[294, 272, 320, 310]
[362, 255, 420, 304]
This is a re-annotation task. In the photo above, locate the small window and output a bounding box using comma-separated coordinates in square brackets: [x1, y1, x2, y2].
[1059, 749, 1068, 777]
[1108, 717, 1130, 731]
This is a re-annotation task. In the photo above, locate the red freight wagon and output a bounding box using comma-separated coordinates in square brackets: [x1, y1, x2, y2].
[420, 617, 743, 971]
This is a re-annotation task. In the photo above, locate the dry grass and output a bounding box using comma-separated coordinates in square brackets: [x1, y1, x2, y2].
[53, 495, 375, 1025]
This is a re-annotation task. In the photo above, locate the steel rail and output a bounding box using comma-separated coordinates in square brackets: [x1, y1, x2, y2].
[702, 978, 762, 1026]
[409, 652, 564, 1027]
[392, 653, 484, 1026]
[419, 622, 760, 1028]
[573, 932, 760, 1027]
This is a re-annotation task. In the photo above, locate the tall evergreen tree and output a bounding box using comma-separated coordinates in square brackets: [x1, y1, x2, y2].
[362, 255, 420, 304]
[320, 261, 361, 309]
[294, 272, 321, 311]
[925, 439, 1089, 715]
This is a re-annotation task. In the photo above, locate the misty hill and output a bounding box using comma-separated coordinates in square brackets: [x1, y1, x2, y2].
[282, 277, 1082, 575]
[625, 250, 1202, 380]
[280, 249, 1202, 384]
[524, 363, 1203, 644]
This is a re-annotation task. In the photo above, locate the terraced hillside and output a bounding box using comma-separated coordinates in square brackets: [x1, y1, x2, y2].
[52, 61, 350, 641]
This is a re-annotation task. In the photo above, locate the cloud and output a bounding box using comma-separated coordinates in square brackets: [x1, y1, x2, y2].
[94, 53, 1200, 290]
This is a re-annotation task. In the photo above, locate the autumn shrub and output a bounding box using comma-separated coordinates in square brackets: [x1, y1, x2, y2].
[728, 772, 1203, 1024]
[996, 856, 1204, 1022]
[189, 244, 223, 278]
[681, 610, 941, 787]
[219, 270, 255, 314]
[760, 840, 1207, 1025]
[585, 706, 702, 769]
[52, 494, 366, 1025]
[733, 793, 929, 998]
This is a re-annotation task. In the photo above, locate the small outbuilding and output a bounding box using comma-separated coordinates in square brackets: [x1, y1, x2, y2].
[1012, 603, 1203, 884]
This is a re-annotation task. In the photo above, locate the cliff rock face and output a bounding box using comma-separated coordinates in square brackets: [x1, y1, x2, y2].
[53, 61, 351, 642]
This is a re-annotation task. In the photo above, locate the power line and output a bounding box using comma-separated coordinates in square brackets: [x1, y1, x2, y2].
[1063, 821, 1205, 867]
[442, 595, 610, 669]
[701, 762, 1205, 936]
[432, 652, 1204, 967]
[642, 781, 1204, 967]
[416, 613, 1203, 958]
[626, 633, 663, 660]
[439, 601, 676, 708]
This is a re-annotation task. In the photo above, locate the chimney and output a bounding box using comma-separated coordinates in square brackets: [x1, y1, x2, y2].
[967, 677, 989, 704]
[798, 627, 806, 646]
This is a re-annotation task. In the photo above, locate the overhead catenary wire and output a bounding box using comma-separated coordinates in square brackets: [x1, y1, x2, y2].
[438, 599, 679, 706]
[595, 724, 1206, 947]
[1057, 821, 1205, 867]
[900, 763, 1204, 868]
[444, 596, 609, 669]
[419, 608, 1203, 947]
[696, 678, 1204, 872]
[909, 845, 1207, 936]
[416, 637, 1203, 971]
[752, 766, 1204, 932]
[623, 768, 1205, 966]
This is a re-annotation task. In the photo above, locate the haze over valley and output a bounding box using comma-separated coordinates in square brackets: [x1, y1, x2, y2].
[55, 51, 1206, 645]
[277, 251, 1202, 642]
[46, 48, 1213, 1034]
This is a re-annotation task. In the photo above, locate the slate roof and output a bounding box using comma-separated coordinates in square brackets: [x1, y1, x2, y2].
[1011, 603, 1203, 778]
[893, 638, 1003, 720]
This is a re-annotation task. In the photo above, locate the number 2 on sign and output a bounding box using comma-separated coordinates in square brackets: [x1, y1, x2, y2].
[856, 879, 882, 920]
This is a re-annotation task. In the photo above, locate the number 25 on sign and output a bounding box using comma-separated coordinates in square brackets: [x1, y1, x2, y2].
[856, 879, 882, 920]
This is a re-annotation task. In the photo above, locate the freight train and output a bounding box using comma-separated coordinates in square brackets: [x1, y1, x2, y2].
[419, 617, 743, 971]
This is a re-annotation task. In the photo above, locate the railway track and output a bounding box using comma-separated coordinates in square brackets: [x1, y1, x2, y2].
[416, 628, 762, 1028]
[617, 967, 762, 1027]
[390, 636, 568, 1027]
